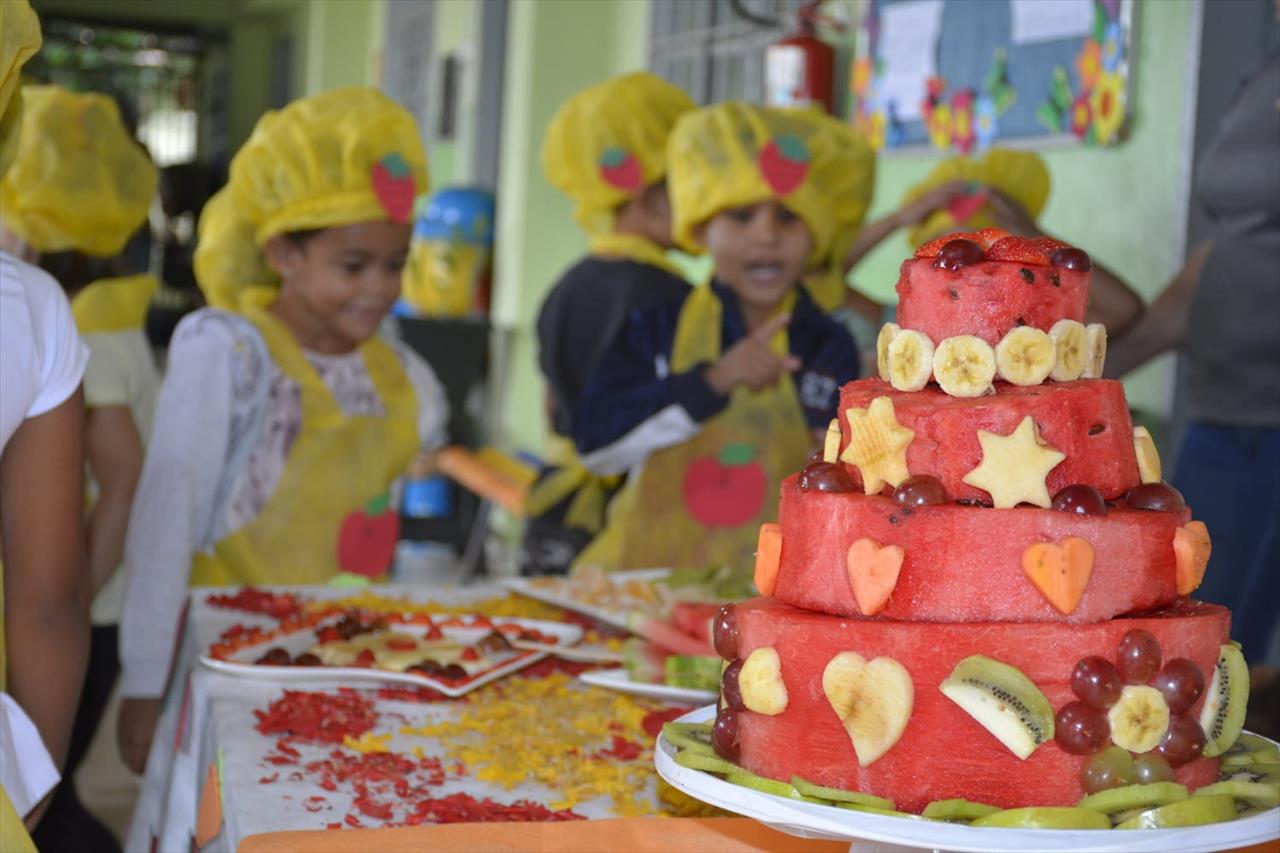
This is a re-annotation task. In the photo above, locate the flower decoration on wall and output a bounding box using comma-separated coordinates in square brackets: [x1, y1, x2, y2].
[1039, 0, 1129, 146]
[919, 51, 1015, 154]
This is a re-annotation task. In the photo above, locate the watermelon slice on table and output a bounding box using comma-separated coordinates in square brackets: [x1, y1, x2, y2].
[895, 256, 1089, 346]
[731, 597, 1228, 813]
[772, 485, 1188, 623]
[839, 378, 1141, 503]
[670, 601, 724, 646]
[625, 610, 715, 656]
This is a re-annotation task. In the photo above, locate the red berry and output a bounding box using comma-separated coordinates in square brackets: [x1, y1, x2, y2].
[721, 659, 745, 711]
[1050, 247, 1092, 271]
[935, 239, 986, 270]
[712, 605, 739, 660]
[893, 475, 948, 507]
[797, 461, 855, 493]
[915, 230, 984, 258]
[1153, 658, 1205, 713]
[1071, 655, 1123, 708]
[1052, 484, 1108, 517]
[1054, 700, 1111, 754]
[1156, 714, 1207, 767]
[1125, 482, 1186, 513]
[712, 708, 740, 761]
[1117, 629, 1162, 683]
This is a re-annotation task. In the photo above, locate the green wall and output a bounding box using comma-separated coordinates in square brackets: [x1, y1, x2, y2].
[853, 2, 1197, 417]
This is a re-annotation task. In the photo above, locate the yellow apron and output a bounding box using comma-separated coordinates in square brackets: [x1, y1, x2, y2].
[523, 234, 684, 535]
[0, 586, 37, 853]
[572, 286, 812, 572]
[189, 306, 419, 586]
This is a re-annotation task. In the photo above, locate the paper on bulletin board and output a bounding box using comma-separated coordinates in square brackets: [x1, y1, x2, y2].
[1010, 0, 1093, 45]
[876, 0, 943, 122]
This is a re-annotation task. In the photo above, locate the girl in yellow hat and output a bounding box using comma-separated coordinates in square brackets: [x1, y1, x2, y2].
[523, 73, 695, 575]
[0, 82, 161, 852]
[569, 102, 861, 573]
[0, 5, 91, 852]
[115, 87, 446, 774]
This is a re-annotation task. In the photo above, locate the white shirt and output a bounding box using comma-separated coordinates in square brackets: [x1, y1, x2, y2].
[120, 308, 449, 698]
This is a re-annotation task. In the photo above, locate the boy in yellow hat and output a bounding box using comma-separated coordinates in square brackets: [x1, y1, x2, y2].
[0, 83, 160, 852]
[0, 4, 91, 851]
[570, 102, 861, 573]
[523, 73, 695, 574]
[116, 87, 447, 773]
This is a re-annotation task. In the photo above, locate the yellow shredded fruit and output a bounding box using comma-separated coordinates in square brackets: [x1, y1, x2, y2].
[306, 592, 567, 621]
[342, 732, 392, 754]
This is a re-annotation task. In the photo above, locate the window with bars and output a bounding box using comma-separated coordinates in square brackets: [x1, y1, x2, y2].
[649, 0, 812, 104]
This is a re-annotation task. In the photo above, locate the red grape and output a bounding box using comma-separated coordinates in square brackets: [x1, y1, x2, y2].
[1125, 482, 1186, 512]
[1052, 484, 1108, 517]
[1156, 714, 1207, 767]
[797, 461, 855, 493]
[1071, 655, 1123, 708]
[712, 708, 740, 761]
[256, 647, 291, 666]
[712, 604, 739, 660]
[1055, 700, 1111, 754]
[721, 659, 745, 711]
[1117, 629, 1162, 683]
[893, 475, 948, 507]
[1153, 658, 1205, 713]
[1079, 746, 1135, 793]
[1049, 247, 1092, 271]
[935, 239, 986, 270]
[1132, 752, 1175, 784]
[292, 652, 322, 666]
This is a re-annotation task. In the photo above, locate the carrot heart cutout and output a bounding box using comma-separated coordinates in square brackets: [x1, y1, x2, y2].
[1022, 537, 1095, 615]
[1173, 520, 1211, 595]
[754, 523, 782, 596]
[846, 538, 904, 616]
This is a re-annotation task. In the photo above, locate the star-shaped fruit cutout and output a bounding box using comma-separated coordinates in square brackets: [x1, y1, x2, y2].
[840, 396, 914, 495]
[962, 416, 1065, 508]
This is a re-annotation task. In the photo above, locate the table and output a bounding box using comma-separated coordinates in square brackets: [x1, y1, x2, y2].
[125, 584, 697, 852]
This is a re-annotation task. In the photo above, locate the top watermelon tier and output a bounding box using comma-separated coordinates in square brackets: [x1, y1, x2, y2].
[897, 228, 1091, 346]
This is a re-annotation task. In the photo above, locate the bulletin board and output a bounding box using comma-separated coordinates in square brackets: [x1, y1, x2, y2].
[851, 0, 1135, 153]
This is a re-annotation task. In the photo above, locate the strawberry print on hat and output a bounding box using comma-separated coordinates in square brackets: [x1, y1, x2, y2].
[599, 146, 645, 192]
[757, 134, 810, 196]
[371, 152, 416, 223]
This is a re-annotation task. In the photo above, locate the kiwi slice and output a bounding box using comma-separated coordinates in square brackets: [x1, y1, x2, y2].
[1222, 747, 1278, 768]
[1077, 781, 1188, 814]
[724, 770, 826, 803]
[789, 777, 895, 810]
[1223, 733, 1279, 759]
[1193, 780, 1280, 809]
[835, 802, 926, 820]
[920, 798, 1001, 822]
[674, 750, 738, 775]
[662, 722, 715, 755]
[970, 806, 1111, 829]
[1115, 793, 1238, 829]
[1220, 762, 1280, 785]
[1200, 643, 1249, 757]
[938, 655, 1055, 759]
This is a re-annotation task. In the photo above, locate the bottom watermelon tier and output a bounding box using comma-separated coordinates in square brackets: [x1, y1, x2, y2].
[731, 597, 1229, 813]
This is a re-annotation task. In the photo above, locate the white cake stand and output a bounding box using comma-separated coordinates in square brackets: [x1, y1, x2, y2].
[655, 705, 1280, 853]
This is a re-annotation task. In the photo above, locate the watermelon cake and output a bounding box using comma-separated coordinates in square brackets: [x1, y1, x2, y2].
[689, 231, 1270, 827]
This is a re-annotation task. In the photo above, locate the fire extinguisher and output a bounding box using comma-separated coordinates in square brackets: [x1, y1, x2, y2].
[765, 1, 837, 114]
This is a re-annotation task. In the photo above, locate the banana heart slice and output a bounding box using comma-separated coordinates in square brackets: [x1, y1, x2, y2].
[876, 322, 899, 381]
[995, 327, 1056, 386]
[933, 335, 996, 398]
[1048, 319, 1088, 381]
[887, 328, 935, 392]
[1081, 323, 1108, 379]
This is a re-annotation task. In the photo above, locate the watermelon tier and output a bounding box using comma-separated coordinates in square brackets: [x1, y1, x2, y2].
[838, 378, 1141, 503]
[770, 483, 1190, 623]
[895, 254, 1089, 346]
[730, 597, 1228, 813]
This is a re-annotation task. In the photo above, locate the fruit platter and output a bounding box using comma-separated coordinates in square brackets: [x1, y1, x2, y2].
[656, 707, 1280, 852]
[199, 608, 583, 697]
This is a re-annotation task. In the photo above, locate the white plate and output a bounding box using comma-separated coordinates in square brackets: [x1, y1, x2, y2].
[655, 706, 1280, 853]
[579, 667, 717, 705]
[199, 616, 582, 698]
[498, 569, 670, 631]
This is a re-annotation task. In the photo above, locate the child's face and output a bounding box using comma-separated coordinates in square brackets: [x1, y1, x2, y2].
[700, 201, 813, 313]
[267, 221, 411, 352]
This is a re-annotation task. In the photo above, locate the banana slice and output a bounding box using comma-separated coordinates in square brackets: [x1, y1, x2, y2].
[887, 329, 935, 392]
[933, 336, 996, 398]
[823, 418, 842, 464]
[1133, 426, 1162, 484]
[995, 327, 1056, 386]
[1048, 319, 1088, 381]
[1081, 323, 1108, 379]
[1108, 685, 1171, 754]
[876, 322, 899, 381]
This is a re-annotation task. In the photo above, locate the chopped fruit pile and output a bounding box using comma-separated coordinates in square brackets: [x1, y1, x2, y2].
[207, 588, 305, 619]
[914, 228, 1090, 271]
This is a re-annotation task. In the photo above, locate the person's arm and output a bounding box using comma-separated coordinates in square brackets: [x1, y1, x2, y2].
[1105, 243, 1213, 378]
[985, 189, 1145, 335]
[0, 391, 91, 780]
[84, 405, 144, 595]
[843, 179, 972, 272]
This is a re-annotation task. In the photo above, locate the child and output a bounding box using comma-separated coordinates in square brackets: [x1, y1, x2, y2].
[0, 6, 91, 851]
[116, 88, 448, 773]
[523, 72, 695, 575]
[0, 83, 160, 853]
[571, 102, 861, 573]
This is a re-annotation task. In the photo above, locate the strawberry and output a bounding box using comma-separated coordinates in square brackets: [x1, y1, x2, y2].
[914, 231, 983, 259]
[986, 235, 1067, 266]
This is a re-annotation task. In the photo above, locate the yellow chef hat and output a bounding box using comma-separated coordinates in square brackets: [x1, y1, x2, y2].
[541, 72, 694, 236]
[0, 85, 156, 257]
[195, 86, 428, 308]
[0, 0, 40, 179]
[903, 148, 1050, 248]
[668, 101, 862, 266]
